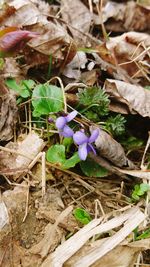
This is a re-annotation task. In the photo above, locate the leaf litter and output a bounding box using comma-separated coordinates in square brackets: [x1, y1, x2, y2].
[0, 0, 150, 267]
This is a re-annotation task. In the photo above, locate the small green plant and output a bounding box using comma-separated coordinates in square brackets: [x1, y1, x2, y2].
[121, 136, 143, 152]
[132, 183, 150, 201]
[103, 114, 126, 136]
[46, 144, 81, 169]
[6, 78, 35, 103]
[134, 227, 150, 241]
[77, 87, 110, 121]
[73, 208, 92, 225]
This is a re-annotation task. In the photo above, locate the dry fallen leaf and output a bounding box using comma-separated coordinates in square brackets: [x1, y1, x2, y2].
[96, 1, 150, 32]
[61, 0, 92, 46]
[0, 91, 17, 141]
[0, 132, 45, 177]
[96, 31, 150, 82]
[90, 126, 135, 169]
[104, 79, 150, 117]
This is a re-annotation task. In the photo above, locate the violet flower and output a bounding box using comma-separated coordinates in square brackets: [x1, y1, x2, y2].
[55, 110, 77, 137]
[73, 129, 99, 161]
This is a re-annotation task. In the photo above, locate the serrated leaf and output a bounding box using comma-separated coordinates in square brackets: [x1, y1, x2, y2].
[73, 208, 92, 225]
[80, 157, 108, 177]
[77, 87, 110, 117]
[32, 84, 64, 117]
[104, 114, 126, 136]
[46, 144, 66, 165]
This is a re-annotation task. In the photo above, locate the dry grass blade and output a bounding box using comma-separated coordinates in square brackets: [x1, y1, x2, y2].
[42, 207, 143, 267]
[73, 209, 145, 267]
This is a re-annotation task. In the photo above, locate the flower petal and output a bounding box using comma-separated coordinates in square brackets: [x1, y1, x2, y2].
[89, 129, 99, 143]
[78, 143, 88, 161]
[61, 125, 74, 137]
[66, 110, 77, 122]
[87, 144, 96, 155]
[73, 131, 88, 145]
[55, 116, 67, 130]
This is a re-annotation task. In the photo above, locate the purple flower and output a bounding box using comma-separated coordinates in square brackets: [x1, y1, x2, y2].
[73, 129, 99, 160]
[55, 110, 77, 137]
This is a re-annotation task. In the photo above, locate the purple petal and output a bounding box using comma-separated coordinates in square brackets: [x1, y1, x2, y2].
[66, 110, 77, 122]
[61, 125, 74, 137]
[55, 116, 67, 130]
[78, 143, 88, 161]
[73, 131, 88, 145]
[87, 144, 96, 155]
[89, 129, 99, 143]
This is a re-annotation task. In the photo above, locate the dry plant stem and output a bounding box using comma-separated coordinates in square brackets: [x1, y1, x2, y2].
[141, 132, 150, 169]
[22, 178, 29, 222]
[46, 161, 94, 192]
[69, 191, 93, 205]
[42, 152, 46, 197]
[64, 82, 87, 92]
[95, 199, 105, 218]
[28, 101, 32, 133]
[133, 61, 150, 82]
[135, 252, 142, 267]
[96, 0, 108, 41]
[88, 0, 93, 13]
[2, 175, 29, 187]
[119, 46, 150, 67]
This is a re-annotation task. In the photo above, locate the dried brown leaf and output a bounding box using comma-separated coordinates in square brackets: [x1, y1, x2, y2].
[90, 126, 135, 169]
[97, 1, 150, 32]
[104, 79, 150, 117]
[61, 0, 92, 46]
[0, 91, 17, 141]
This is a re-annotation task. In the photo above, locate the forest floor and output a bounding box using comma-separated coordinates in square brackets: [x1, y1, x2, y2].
[0, 0, 150, 266]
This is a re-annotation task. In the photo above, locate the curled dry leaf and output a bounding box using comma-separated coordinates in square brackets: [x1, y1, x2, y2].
[0, 132, 45, 178]
[104, 79, 150, 117]
[3, 1, 76, 68]
[0, 91, 17, 141]
[90, 126, 135, 169]
[61, 0, 92, 46]
[97, 31, 150, 82]
[96, 1, 150, 32]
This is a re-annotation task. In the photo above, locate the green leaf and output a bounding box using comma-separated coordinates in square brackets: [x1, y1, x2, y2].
[62, 137, 73, 152]
[80, 157, 108, 177]
[121, 136, 143, 151]
[46, 145, 80, 169]
[6, 78, 21, 93]
[62, 152, 80, 169]
[77, 87, 110, 118]
[22, 79, 35, 89]
[6, 78, 34, 98]
[32, 84, 64, 117]
[132, 183, 150, 201]
[136, 228, 150, 240]
[46, 145, 66, 165]
[104, 114, 126, 136]
[73, 208, 92, 225]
